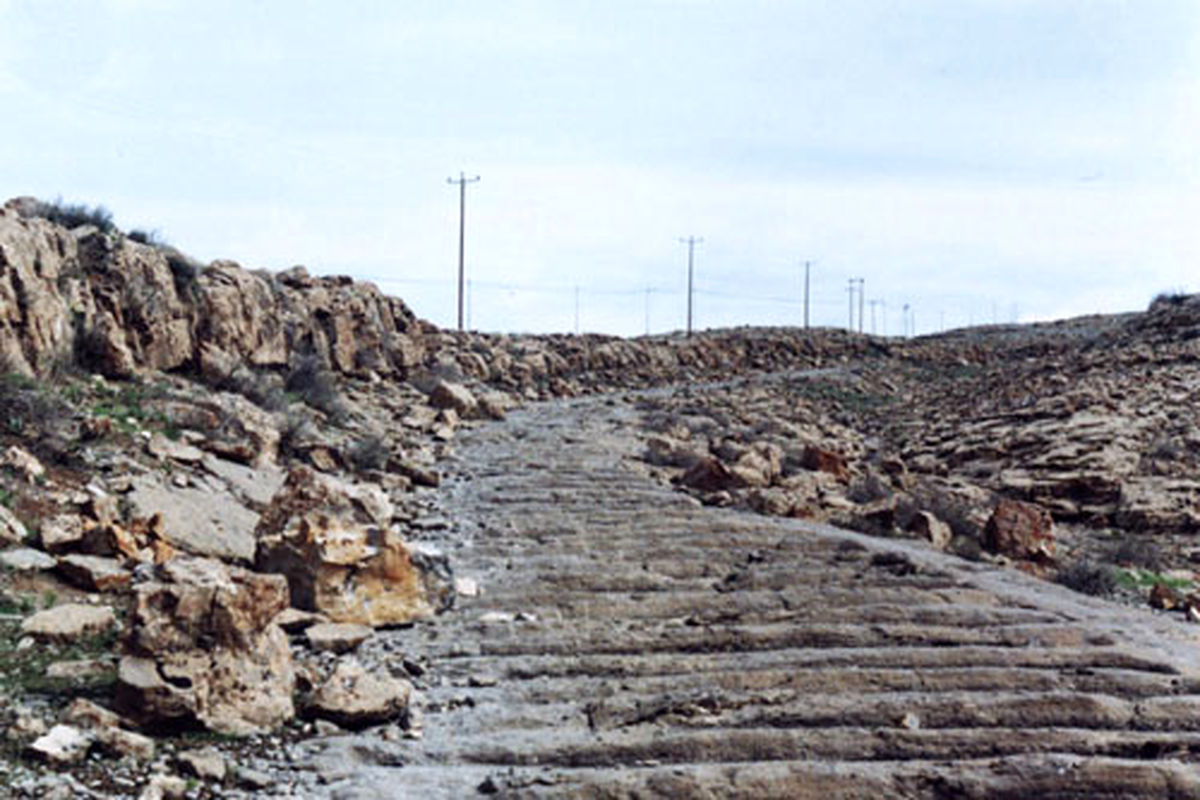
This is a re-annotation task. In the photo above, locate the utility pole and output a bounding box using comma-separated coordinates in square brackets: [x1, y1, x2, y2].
[574, 286, 580, 335]
[856, 278, 865, 334]
[679, 236, 703, 337]
[868, 299, 880, 335]
[881, 299, 887, 337]
[803, 261, 811, 330]
[903, 303, 911, 338]
[447, 171, 480, 332]
[846, 279, 855, 331]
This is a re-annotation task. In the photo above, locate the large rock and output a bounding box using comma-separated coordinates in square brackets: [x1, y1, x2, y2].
[428, 379, 478, 418]
[0, 504, 28, 544]
[800, 445, 851, 483]
[675, 456, 748, 493]
[306, 659, 413, 730]
[116, 557, 294, 735]
[983, 499, 1055, 562]
[255, 468, 453, 627]
[908, 511, 952, 551]
[127, 474, 260, 562]
[26, 725, 92, 765]
[56, 554, 133, 592]
[21, 604, 117, 642]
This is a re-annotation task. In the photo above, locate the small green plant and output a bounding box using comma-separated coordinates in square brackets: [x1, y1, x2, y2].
[41, 590, 57, 609]
[0, 488, 13, 508]
[1116, 569, 1192, 591]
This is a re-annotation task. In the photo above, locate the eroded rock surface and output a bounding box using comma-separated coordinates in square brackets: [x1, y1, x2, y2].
[255, 467, 452, 627]
[116, 557, 294, 734]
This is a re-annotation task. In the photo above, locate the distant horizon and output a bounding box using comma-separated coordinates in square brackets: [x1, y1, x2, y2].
[3, 2, 1195, 336]
[6, 190, 1172, 342]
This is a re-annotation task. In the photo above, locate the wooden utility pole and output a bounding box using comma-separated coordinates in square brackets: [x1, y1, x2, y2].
[803, 261, 811, 329]
[868, 299, 880, 335]
[679, 236, 703, 337]
[846, 279, 855, 331]
[447, 171, 480, 332]
[856, 278, 865, 334]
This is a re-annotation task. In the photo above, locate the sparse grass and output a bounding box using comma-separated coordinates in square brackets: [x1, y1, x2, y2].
[286, 355, 347, 421]
[1115, 568, 1193, 592]
[847, 473, 892, 504]
[1150, 291, 1190, 310]
[278, 409, 317, 461]
[0, 371, 72, 438]
[0, 594, 35, 615]
[126, 229, 165, 246]
[1106, 534, 1163, 572]
[219, 366, 288, 412]
[0, 621, 118, 699]
[1055, 559, 1119, 597]
[348, 433, 390, 472]
[90, 381, 175, 436]
[164, 248, 202, 298]
[788, 378, 892, 415]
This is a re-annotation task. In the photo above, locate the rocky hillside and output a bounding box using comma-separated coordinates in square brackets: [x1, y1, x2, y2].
[3, 196, 1200, 796]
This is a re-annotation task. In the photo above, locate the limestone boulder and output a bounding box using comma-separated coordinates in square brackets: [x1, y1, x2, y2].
[983, 499, 1055, 563]
[1, 446, 45, 480]
[21, 604, 117, 643]
[56, 554, 133, 592]
[26, 725, 92, 765]
[675, 456, 748, 493]
[0, 504, 27, 544]
[116, 557, 294, 735]
[306, 659, 413, 730]
[428, 379, 478, 418]
[908, 511, 953, 551]
[305, 622, 373, 654]
[644, 435, 705, 470]
[255, 468, 453, 627]
[127, 474, 259, 563]
[800, 445, 851, 483]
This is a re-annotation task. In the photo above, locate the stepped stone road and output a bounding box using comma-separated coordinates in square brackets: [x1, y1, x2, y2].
[333, 394, 1200, 798]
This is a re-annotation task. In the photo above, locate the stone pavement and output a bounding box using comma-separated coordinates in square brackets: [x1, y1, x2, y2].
[325, 395, 1200, 799]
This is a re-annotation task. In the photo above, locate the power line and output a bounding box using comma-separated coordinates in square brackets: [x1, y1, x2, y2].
[446, 171, 480, 332]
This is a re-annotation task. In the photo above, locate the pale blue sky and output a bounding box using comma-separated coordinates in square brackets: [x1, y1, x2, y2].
[2, 1, 1197, 335]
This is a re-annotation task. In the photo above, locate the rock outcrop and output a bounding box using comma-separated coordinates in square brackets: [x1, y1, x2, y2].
[255, 468, 453, 627]
[116, 557, 295, 735]
[0, 200, 426, 380]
